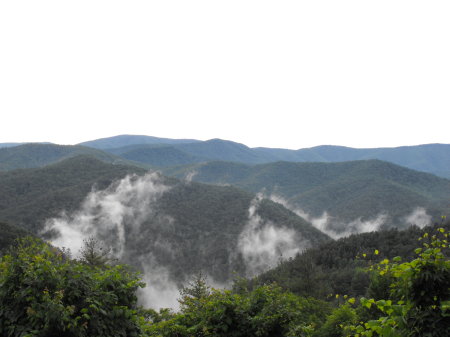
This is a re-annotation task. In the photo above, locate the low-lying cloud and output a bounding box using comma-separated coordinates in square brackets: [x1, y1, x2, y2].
[403, 207, 432, 228]
[237, 195, 305, 277]
[44, 172, 170, 258]
[269, 194, 387, 239]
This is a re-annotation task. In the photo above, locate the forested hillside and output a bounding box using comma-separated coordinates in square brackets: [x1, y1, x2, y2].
[0, 155, 145, 230]
[165, 159, 450, 233]
[249, 222, 450, 300]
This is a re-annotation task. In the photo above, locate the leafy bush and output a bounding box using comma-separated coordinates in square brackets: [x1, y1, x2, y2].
[352, 227, 450, 337]
[0, 237, 144, 337]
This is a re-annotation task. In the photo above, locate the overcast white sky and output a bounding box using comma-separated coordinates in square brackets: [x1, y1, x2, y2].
[1, 1, 449, 149]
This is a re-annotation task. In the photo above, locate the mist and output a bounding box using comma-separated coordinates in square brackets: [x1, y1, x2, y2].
[403, 207, 432, 228]
[269, 194, 387, 239]
[237, 195, 306, 277]
[44, 172, 169, 257]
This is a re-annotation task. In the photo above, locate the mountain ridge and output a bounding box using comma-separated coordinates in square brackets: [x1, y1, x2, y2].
[79, 136, 450, 178]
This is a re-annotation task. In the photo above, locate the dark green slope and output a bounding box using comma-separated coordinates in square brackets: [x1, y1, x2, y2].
[131, 183, 328, 282]
[0, 221, 31, 253]
[0, 155, 145, 230]
[79, 134, 200, 149]
[164, 160, 450, 227]
[0, 143, 144, 171]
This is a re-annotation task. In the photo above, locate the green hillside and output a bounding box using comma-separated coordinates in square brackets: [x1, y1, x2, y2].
[0, 143, 146, 171]
[0, 155, 146, 230]
[164, 160, 450, 230]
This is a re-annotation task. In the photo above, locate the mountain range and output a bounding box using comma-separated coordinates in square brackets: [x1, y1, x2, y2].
[1, 135, 449, 178]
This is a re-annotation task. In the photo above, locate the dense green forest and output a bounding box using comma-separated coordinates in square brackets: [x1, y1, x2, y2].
[0, 221, 31, 255]
[0, 156, 145, 230]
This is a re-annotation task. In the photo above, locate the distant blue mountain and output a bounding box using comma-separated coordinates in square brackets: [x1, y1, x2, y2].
[78, 134, 200, 149]
[0, 143, 23, 148]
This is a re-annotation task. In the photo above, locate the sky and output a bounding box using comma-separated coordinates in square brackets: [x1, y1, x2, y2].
[1, 1, 449, 150]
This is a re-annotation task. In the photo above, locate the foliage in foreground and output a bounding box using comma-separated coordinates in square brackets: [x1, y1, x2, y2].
[350, 227, 450, 337]
[0, 237, 144, 337]
[143, 277, 331, 337]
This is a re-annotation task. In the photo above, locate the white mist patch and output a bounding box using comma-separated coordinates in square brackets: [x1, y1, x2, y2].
[268, 194, 386, 240]
[237, 195, 304, 277]
[44, 172, 169, 258]
[403, 207, 432, 228]
[184, 170, 198, 183]
[138, 257, 181, 310]
[332, 214, 387, 239]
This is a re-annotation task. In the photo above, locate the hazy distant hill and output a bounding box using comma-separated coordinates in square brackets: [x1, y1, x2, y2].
[79, 136, 450, 178]
[165, 160, 450, 231]
[107, 144, 208, 167]
[78, 134, 200, 149]
[0, 143, 24, 148]
[0, 156, 328, 284]
[102, 139, 272, 166]
[0, 143, 146, 171]
[287, 143, 450, 179]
